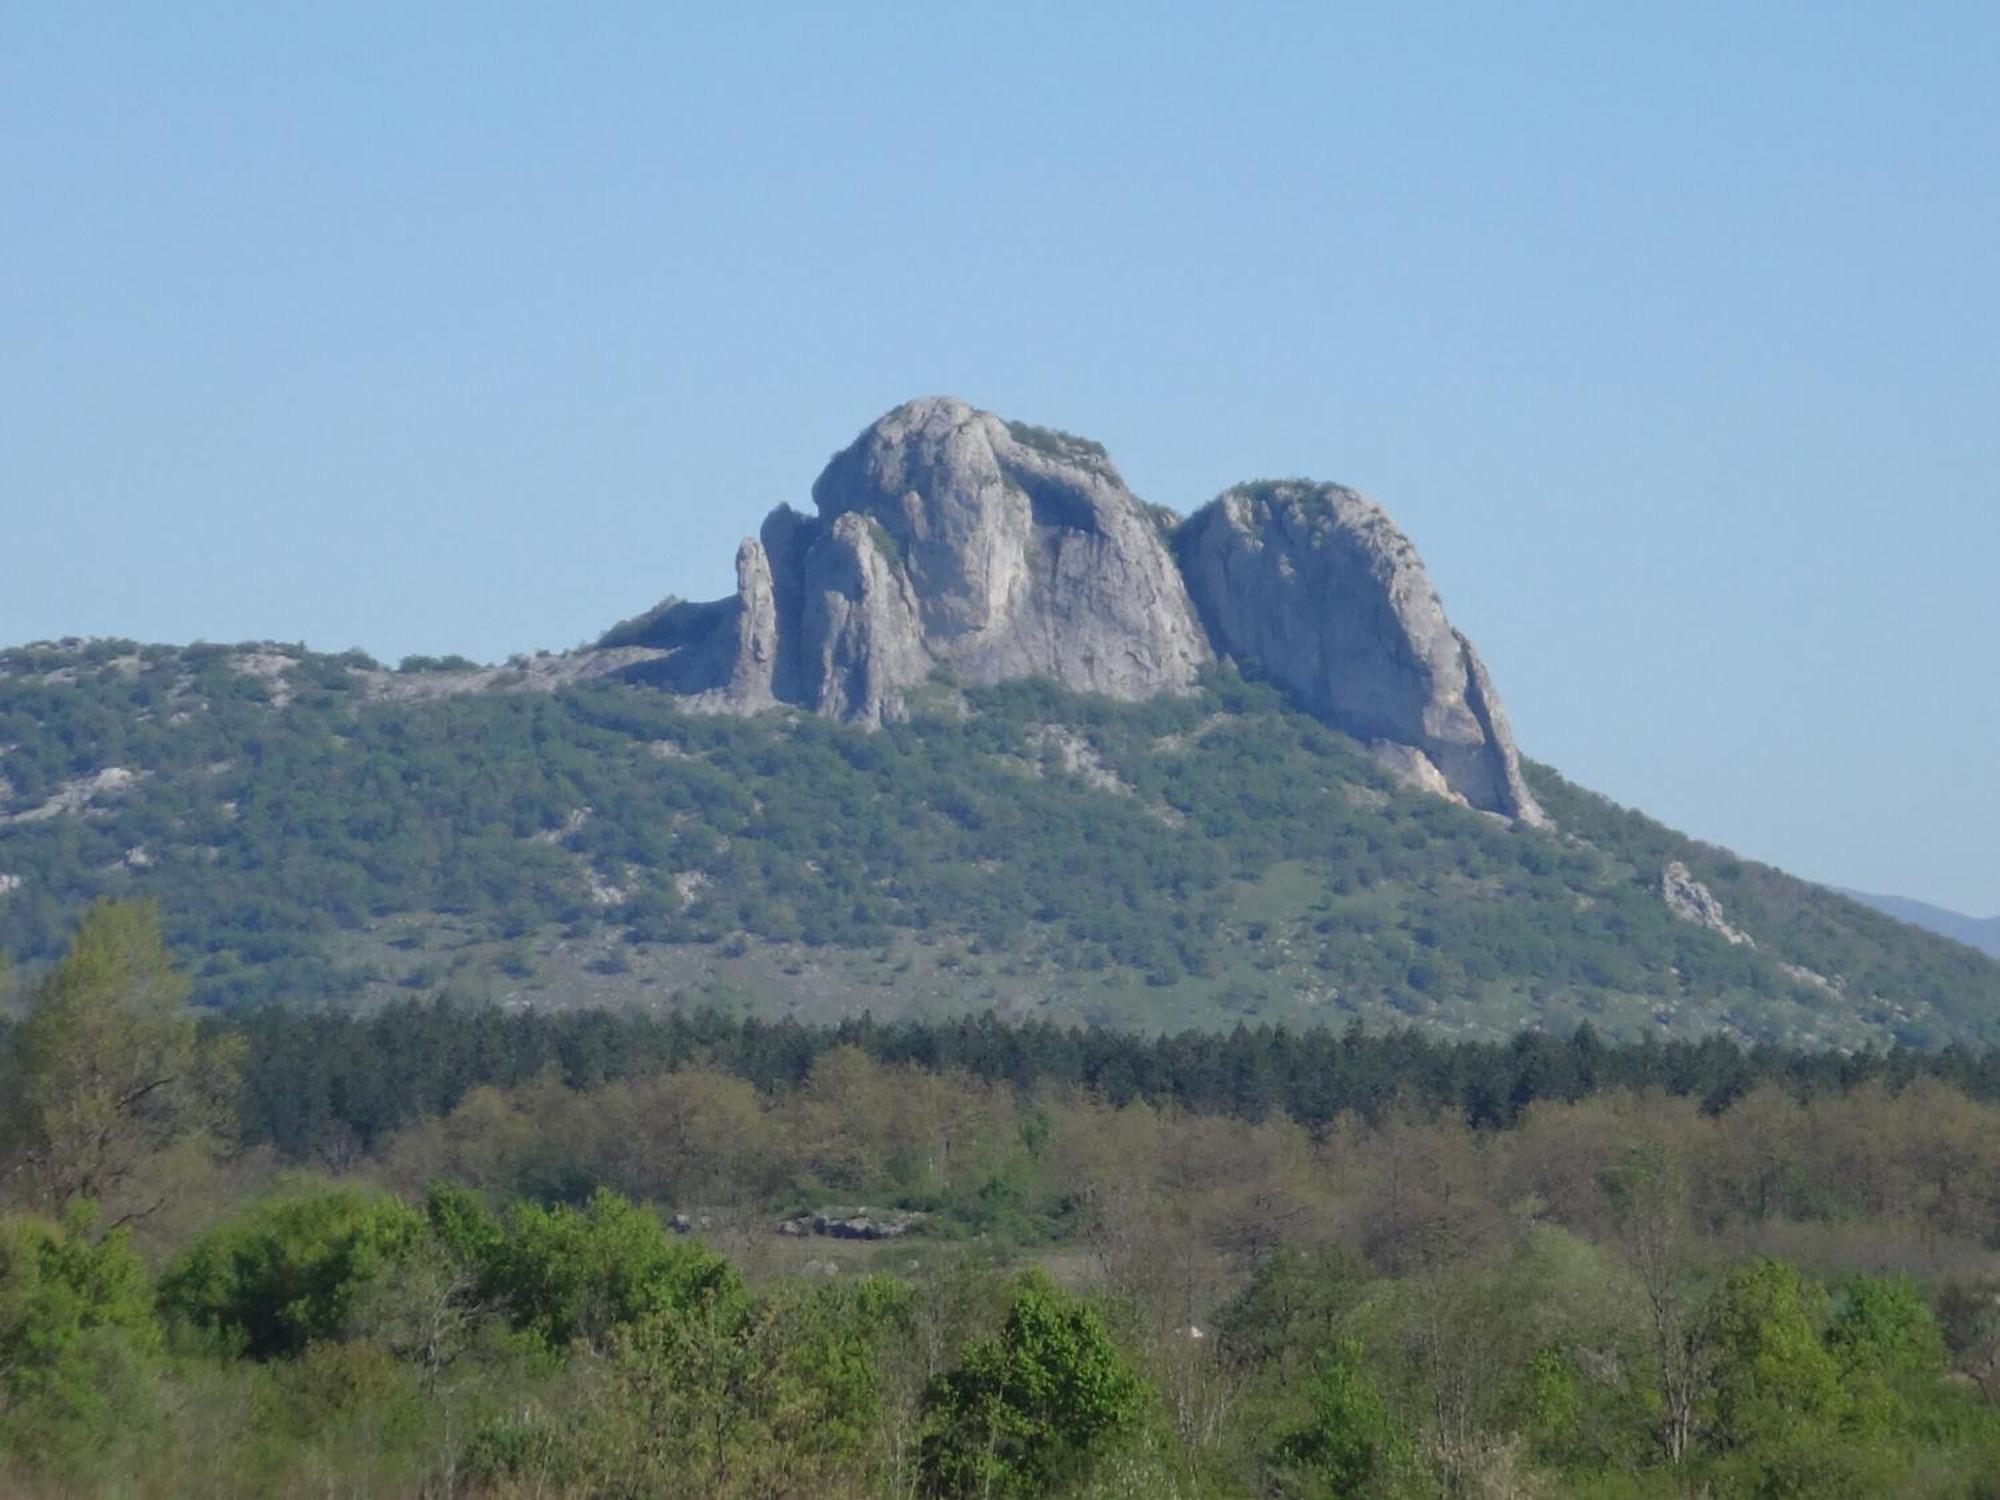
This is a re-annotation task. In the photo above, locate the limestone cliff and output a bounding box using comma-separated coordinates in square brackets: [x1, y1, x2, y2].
[600, 398, 1544, 823]
[806, 397, 1210, 706]
[1176, 482, 1545, 825]
[612, 397, 1208, 723]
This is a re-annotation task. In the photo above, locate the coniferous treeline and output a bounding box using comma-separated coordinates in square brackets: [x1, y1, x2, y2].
[222, 998, 2000, 1159]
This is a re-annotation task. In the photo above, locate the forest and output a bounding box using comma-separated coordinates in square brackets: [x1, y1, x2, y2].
[6, 903, 2000, 1497]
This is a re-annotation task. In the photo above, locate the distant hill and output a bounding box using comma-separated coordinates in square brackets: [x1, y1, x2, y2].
[4, 396, 1995, 1048]
[1840, 889, 2000, 960]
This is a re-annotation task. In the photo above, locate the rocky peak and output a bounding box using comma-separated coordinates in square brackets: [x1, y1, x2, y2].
[613, 398, 1208, 724]
[597, 399, 1545, 824]
[1176, 482, 1545, 824]
[805, 397, 1210, 702]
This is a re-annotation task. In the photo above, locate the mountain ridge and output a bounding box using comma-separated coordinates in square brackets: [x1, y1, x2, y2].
[2, 399, 1995, 1048]
[1839, 889, 2000, 960]
[600, 397, 1541, 822]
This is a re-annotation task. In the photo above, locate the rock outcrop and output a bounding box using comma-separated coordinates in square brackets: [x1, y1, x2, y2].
[1662, 861, 1755, 946]
[1176, 482, 1545, 824]
[776, 1207, 927, 1241]
[611, 397, 1208, 723]
[602, 398, 1545, 823]
[597, 538, 780, 712]
[807, 399, 1210, 705]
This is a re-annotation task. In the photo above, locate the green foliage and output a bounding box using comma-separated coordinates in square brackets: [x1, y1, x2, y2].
[864, 515, 907, 566]
[0, 912, 1997, 1500]
[1, 899, 240, 1213]
[1527, 762, 2000, 1048]
[1273, 1338, 1411, 1497]
[394, 654, 479, 674]
[158, 1185, 424, 1359]
[1519, 1347, 1587, 1465]
[1701, 1258, 1905, 1497]
[422, 1181, 503, 1266]
[632, 1276, 909, 1492]
[1706, 1259, 1844, 1429]
[5, 641, 1993, 1046]
[0, 1212, 157, 1420]
[595, 593, 690, 649]
[469, 1187, 743, 1354]
[1827, 1274, 1947, 1384]
[225, 995, 2000, 1171]
[921, 1268, 1147, 1497]
[1003, 418, 1112, 464]
[1216, 1245, 1372, 1372]
[766, 1275, 913, 1458]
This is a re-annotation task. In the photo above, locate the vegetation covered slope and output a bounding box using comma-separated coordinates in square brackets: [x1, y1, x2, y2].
[1, 637, 1995, 1046]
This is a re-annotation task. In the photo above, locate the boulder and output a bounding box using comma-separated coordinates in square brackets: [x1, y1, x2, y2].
[774, 1206, 928, 1241]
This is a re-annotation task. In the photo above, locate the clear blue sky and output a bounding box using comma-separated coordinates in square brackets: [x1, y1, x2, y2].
[4, 4, 1996, 915]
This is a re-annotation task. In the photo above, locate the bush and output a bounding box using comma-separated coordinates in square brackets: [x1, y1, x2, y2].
[470, 1187, 742, 1354]
[0, 1212, 158, 1421]
[158, 1185, 423, 1359]
[1273, 1338, 1411, 1496]
[921, 1269, 1147, 1497]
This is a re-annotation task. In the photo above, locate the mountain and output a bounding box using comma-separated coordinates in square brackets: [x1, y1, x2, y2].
[2, 398, 1996, 1048]
[1840, 890, 2000, 959]
[600, 398, 1538, 822]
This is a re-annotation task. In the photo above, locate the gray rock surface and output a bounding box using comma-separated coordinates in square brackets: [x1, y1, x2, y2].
[794, 512, 931, 722]
[603, 397, 1209, 724]
[1662, 861, 1755, 946]
[595, 399, 1547, 824]
[1176, 482, 1545, 823]
[726, 538, 781, 710]
[1365, 739, 1464, 805]
[804, 397, 1210, 715]
[616, 539, 784, 712]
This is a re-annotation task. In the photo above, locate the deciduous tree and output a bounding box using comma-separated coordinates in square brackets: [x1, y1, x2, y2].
[2, 901, 240, 1228]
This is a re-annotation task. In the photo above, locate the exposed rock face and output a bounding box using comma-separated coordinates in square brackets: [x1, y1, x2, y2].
[792, 512, 930, 722]
[1662, 861, 1755, 946]
[1365, 740, 1463, 805]
[1176, 482, 1545, 824]
[605, 540, 782, 712]
[602, 398, 1546, 823]
[2, 765, 147, 825]
[611, 398, 1208, 724]
[807, 398, 1209, 705]
[728, 539, 781, 710]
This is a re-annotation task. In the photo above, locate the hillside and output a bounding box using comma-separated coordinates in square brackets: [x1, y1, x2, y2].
[6, 396, 1994, 1048]
[1842, 889, 2000, 960]
[2, 635, 1995, 1048]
